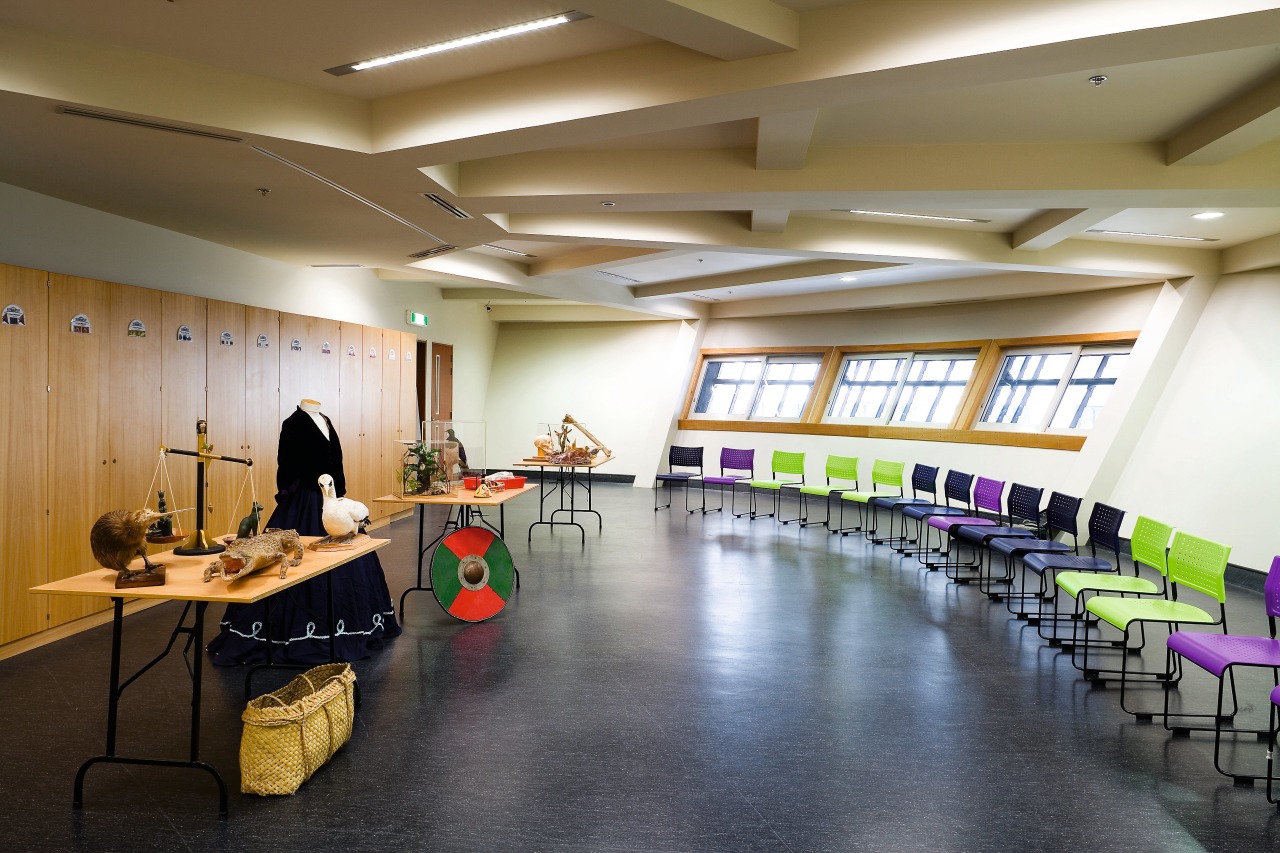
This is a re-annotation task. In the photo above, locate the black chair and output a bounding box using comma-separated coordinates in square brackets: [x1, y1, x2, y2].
[866, 463, 939, 546]
[1032, 501, 1126, 642]
[898, 469, 975, 558]
[951, 482, 1042, 593]
[987, 491, 1082, 617]
[654, 445, 704, 512]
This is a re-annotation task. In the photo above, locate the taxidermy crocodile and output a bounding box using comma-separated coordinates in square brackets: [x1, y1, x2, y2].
[203, 528, 303, 582]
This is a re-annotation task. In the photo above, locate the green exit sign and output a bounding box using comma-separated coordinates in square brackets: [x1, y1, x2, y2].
[406, 311, 429, 327]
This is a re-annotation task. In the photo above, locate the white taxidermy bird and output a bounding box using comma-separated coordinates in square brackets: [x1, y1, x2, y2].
[318, 473, 369, 545]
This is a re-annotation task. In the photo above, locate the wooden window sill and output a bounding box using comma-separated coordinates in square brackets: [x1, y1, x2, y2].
[677, 419, 1086, 451]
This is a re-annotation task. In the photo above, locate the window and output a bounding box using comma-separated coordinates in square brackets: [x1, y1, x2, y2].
[826, 352, 976, 426]
[980, 346, 1130, 431]
[691, 355, 821, 420]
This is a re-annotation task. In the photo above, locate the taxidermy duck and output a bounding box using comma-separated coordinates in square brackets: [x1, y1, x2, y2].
[318, 473, 369, 544]
[90, 509, 167, 578]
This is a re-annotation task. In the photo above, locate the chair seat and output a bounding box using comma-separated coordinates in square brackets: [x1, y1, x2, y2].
[989, 537, 1072, 557]
[870, 496, 932, 510]
[954, 525, 1034, 544]
[1086, 597, 1216, 631]
[1273, 684, 1280, 707]
[749, 479, 798, 490]
[928, 516, 994, 532]
[655, 472, 697, 482]
[1024, 554, 1112, 576]
[903, 505, 969, 521]
[841, 490, 896, 504]
[1056, 571, 1157, 598]
[798, 484, 849, 497]
[1167, 632, 1280, 678]
[702, 475, 746, 486]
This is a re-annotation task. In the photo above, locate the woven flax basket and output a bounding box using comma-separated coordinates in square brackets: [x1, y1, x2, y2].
[240, 662, 357, 796]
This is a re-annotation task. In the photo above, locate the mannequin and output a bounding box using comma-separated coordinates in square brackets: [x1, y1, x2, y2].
[207, 399, 400, 665]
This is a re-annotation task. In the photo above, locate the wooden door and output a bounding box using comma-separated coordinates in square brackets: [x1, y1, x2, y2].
[47, 274, 112, 626]
[108, 284, 163, 514]
[360, 327, 383, 515]
[161, 292, 206, 540]
[0, 264, 50, 642]
[245, 307, 280, 523]
[205, 300, 247, 541]
[431, 342, 453, 422]
[337, 322, 364, 499]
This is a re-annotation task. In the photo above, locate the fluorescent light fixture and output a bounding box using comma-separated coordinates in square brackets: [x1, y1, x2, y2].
[327, 11, 591, 75]
[839, 276, 858, 282]
[482, 244, 537, 258]
[406, 311, 429, 328]
[310, 263, 365, 268]
[1086, 229, 1218, 242]
[1192, 211, 1225, 220]
[834, 209, 991, 224]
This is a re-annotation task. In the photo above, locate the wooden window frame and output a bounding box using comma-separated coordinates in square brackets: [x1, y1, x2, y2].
[678, 332, 1139, 452]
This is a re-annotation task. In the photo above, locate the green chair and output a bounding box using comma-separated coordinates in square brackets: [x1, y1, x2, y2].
[834, 459, 904, 536]
[1048, 515, 1171, 650]
[745, 451, 805, 521]
[1080, 531, 1231, 720]
[784, 455, 858, 529]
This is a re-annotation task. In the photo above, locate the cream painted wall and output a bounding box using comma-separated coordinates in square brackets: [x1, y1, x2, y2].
[1109, 270, 1280, 573]
[483, 320, 695, 478]
[0, 180, 497, 420]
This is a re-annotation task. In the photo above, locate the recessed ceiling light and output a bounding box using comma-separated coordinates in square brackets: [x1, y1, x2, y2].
[326, 11, 591, 75]
[601, 201, 616, 207]
[840, 276, 858, 282]
[1086, 229, 1218, 242]
[1192, 211, 1225, 220]
[1089, 75, 1109, 87]
[834, 209, 991, 224]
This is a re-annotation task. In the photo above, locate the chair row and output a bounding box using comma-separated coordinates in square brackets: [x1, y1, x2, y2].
[654, 443, 1280, 806]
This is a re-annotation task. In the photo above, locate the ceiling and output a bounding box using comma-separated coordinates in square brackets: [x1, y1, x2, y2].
[1, 0, 1279, 322]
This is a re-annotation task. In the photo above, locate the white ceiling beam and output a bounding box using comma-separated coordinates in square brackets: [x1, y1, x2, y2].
[506, 211, 1220, 280]
[489, 304, 678, 323]
[1222, 230, 1280, 275]
[1011, 208, 1125, 251]
[528, 245, 668, 277]
[439, 288, 558, 302]
[1166, 69, 1280, 165]
[756, 110, 818, 170]
[707, 273, 1158, 319]
[632, 259, 901, 298]
[574, 0, 798, 61]
[750, 209, 790, 232]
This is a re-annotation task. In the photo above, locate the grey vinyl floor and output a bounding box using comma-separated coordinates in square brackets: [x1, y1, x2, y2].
[3, 482, 1280, 852]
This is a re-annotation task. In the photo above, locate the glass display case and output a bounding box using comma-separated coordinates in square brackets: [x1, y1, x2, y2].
[391, 420, 487, 498]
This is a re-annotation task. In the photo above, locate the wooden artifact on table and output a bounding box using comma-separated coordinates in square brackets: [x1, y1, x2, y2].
[91, 508, 181, 589]
[473, 481, 493, 498]
[315, 473, 370, 548]
[203, 528, 304, 582]
[562, 414, 612, 459]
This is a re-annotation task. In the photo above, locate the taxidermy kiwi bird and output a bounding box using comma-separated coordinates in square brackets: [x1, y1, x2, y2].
[318, 474, 369, 545]
[90, 509, 169, 576]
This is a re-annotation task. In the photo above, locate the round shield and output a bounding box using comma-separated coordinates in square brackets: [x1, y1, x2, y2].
[431, 527, 515, 622]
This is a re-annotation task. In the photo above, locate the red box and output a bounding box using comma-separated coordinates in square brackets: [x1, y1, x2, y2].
[495, 476, 526, 489]
[463, 476, 481, 489]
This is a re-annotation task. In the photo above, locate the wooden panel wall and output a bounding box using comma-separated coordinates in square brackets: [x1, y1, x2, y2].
[47, 274, 112, 626]
[245, 307, 280, 523]
[205, 300, 247, 539]
[0, 266, 49, 643]
[3, 265, 409, 648]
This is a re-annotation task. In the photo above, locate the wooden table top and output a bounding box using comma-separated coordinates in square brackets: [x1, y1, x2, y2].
[519, 455, 613, 469]
[31, 536, 388, 605]
[373, 482, 539, 507]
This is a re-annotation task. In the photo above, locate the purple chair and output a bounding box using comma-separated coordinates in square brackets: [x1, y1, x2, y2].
[1269, 683, 1280, 807]
[954, 482, 1044, 596]
[699, 448, 755, 515]
[655, 445, 704, 512]
[1163, 555, 1280, 785]
[921, 476, 1004, 578]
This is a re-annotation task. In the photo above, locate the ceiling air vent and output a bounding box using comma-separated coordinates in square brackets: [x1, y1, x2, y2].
[408, 245, 459, 259]
[420, 193, 473, 219]
[58, 106, 243, 143]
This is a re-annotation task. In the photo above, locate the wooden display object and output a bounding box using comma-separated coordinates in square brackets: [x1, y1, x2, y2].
[307, 532, 370, 552]
[115, 565, 166, 589]
[146, 531, 186, 545]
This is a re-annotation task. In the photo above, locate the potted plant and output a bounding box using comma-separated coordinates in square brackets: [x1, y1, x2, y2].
[399, 440, 439, 496]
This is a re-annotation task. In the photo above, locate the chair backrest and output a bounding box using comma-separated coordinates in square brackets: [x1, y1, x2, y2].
[1264, 556, 1280, 637]
[1130, 516, 1173, 577]
[771, 450, 805, 478]
[668, 445, 703, 473]
[910, 464, 938, 498]
[973, 477, 1005, 516]
[870, 459, 904, 489]
[942, 470, 974, 508]
[1167, 532, 1231, 603]
[1045, 492, 1082, 538]
[720, 447, 754, 477]
[1007, 483, 1043, 528]
[1086, 502, 1125, 559]
[824, 455, 858, 484]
